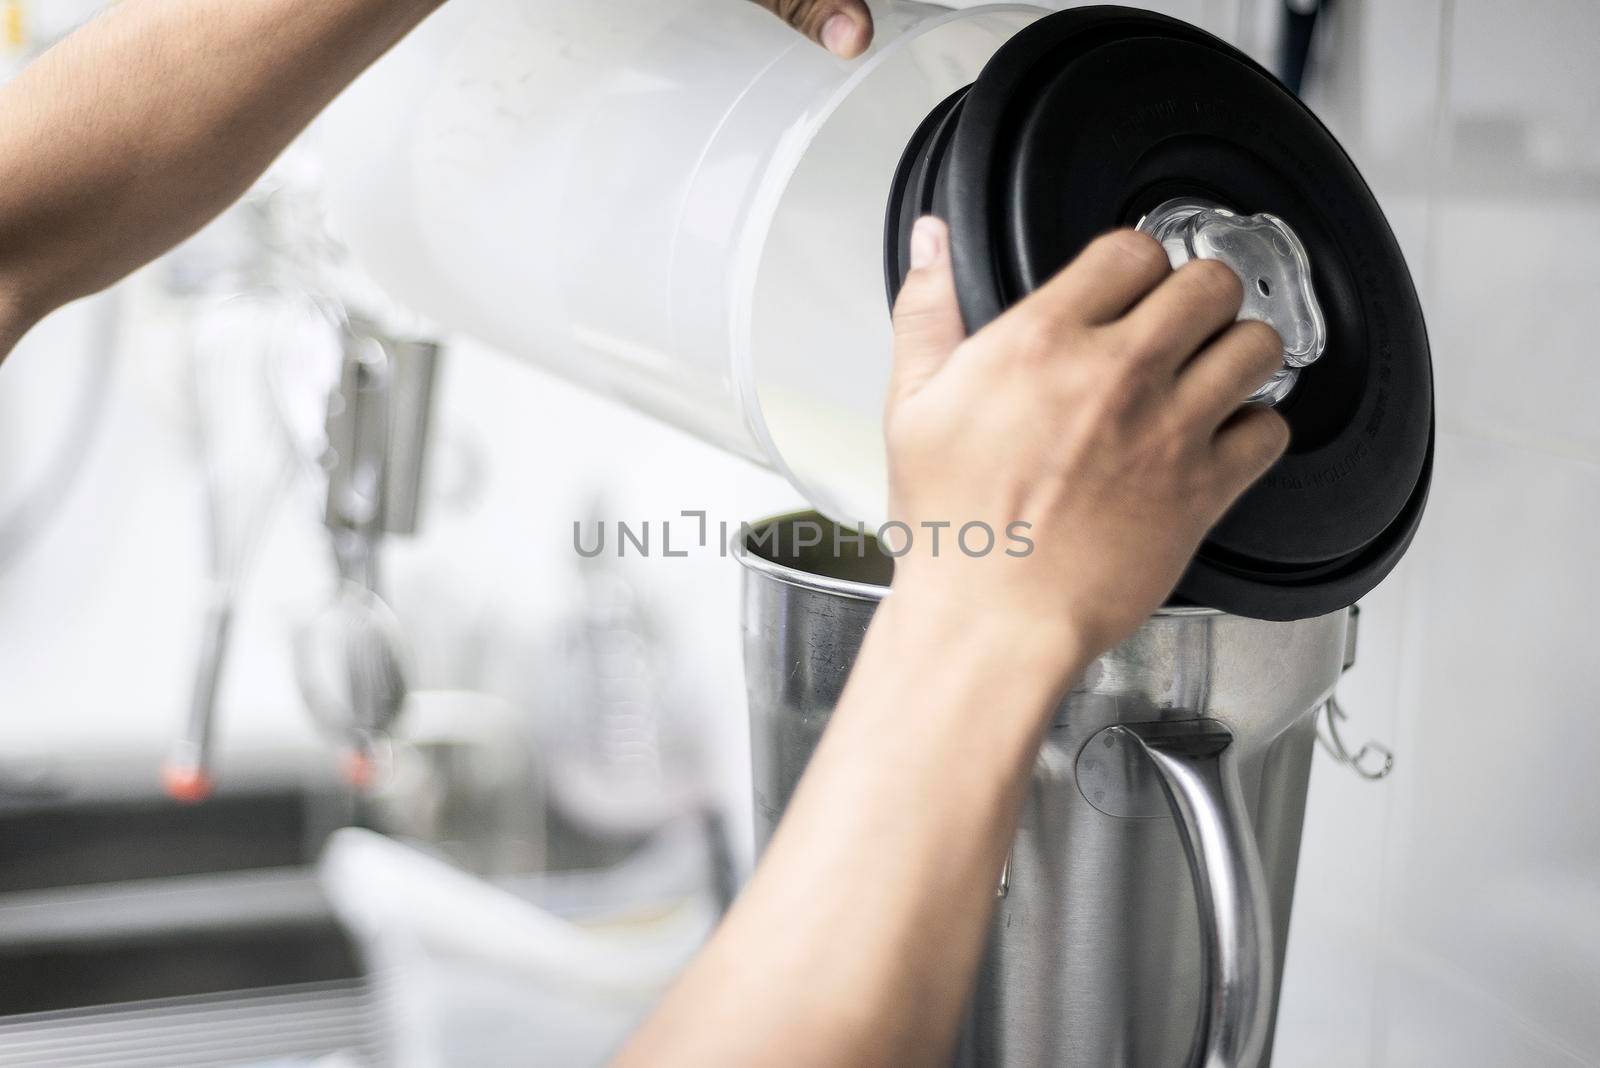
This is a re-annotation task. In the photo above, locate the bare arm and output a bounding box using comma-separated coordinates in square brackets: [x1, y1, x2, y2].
[0, 0, 445, 351]
[617, 592, 1084, 1066]
[617, 221, 1289, 1065]
[0, 0, 872, 360]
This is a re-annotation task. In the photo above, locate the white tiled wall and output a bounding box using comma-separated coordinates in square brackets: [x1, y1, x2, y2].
[1273, 1, 1600, 1065]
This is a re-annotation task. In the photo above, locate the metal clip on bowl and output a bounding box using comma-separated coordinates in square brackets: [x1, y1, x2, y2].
[1316, 605, 1396, 781]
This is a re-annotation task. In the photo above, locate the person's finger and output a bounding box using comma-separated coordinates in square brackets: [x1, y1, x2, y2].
[1116, 258, 1244, 373]
[890, 216, 966, 403]
[1174, 319, 1284, 430]
[1015, 229, 1171, 330]
[1211, 406, 1290, 497]
[753, 0, 874, 58]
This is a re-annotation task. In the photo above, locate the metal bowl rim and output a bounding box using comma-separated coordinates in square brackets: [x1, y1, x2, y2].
[732, 512, 1224, 616]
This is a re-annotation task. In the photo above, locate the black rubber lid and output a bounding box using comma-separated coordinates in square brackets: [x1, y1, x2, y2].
[885, 5, 1433, 621]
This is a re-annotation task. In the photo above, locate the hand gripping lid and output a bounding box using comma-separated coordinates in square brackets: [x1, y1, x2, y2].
[885, 5, 1433, 621]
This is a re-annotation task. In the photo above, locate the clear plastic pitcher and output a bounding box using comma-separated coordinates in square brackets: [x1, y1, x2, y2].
[316, 0, 1048, 527]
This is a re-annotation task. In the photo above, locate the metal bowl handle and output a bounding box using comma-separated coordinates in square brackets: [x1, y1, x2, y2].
[1116, 720, 1273, 1068]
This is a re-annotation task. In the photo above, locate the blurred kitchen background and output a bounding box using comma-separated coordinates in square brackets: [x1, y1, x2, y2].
[1, 0, 1596, 1065]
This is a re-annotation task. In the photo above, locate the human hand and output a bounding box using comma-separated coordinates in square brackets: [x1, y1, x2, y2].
[751, 0, 873, 58]
[883, 217, 1289, 664]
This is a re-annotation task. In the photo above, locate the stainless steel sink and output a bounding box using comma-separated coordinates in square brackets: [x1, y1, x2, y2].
[0, 786, 340, 893]
[0, 761, 379, 1065]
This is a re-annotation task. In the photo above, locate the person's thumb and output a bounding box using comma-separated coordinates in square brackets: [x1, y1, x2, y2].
[890, 216, 966, 403]
[753, 1, 873, 59]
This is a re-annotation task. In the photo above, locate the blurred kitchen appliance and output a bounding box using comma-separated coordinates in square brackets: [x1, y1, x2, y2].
[296, 315, 440, 780]
[367, 690, 545, 877]
[538, 541, 739, 908]
[164, 292, 300, 802]
[738, 514, 1354, 1067]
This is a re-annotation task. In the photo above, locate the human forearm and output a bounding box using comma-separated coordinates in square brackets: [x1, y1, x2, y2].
[620, 214, 1286, 1065]
[0, 0, 440, 340]
[616, 590, 1088, 1066]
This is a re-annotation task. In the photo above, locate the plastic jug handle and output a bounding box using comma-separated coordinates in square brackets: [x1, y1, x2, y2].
[1114, 720, 1273, 1068]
